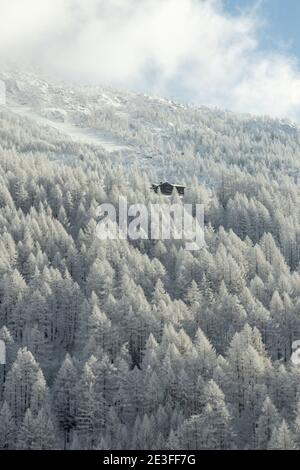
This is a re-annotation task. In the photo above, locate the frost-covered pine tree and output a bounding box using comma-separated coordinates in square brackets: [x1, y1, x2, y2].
[268, 420, 297, 450]
[0, 401, 15, 449]
[53, 354, 78, 449]
[255, 396, 281, 449]
[4, 348, 42, 423]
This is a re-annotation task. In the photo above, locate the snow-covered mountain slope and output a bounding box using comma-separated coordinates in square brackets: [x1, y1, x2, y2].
[1, 68, 186, 155]
[1, 69, 137, 154]
[1, 67, 300, 185]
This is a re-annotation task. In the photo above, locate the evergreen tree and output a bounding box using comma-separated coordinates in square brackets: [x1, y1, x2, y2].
[255, 396, 281, 449]
[4, 348, 41, 423]
[53, 354, 78, 449]
[268, 420, 297, 450]
[0, 401, 15, 449]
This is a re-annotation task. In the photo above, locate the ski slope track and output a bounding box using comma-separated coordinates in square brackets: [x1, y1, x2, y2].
[7, 104, 133, 154]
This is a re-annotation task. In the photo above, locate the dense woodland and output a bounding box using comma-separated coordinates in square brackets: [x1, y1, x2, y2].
[1, 75, 300, 449]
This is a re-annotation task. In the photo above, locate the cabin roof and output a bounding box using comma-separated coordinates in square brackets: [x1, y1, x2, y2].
[152, 181, 185, 188]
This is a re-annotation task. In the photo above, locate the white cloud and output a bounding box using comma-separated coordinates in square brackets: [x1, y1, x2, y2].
[0, 0, 300, 120]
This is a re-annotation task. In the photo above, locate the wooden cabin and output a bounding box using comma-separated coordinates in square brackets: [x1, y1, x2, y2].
[151, 182, 185, 196]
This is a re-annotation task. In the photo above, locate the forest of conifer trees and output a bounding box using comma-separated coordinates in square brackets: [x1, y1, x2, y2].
[1, 76, 300, 450]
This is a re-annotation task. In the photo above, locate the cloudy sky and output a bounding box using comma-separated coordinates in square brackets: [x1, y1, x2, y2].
[0, 0, 300, 121]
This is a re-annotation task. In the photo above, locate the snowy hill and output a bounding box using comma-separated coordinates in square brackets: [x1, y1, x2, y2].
[2, 67, 300, 184]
